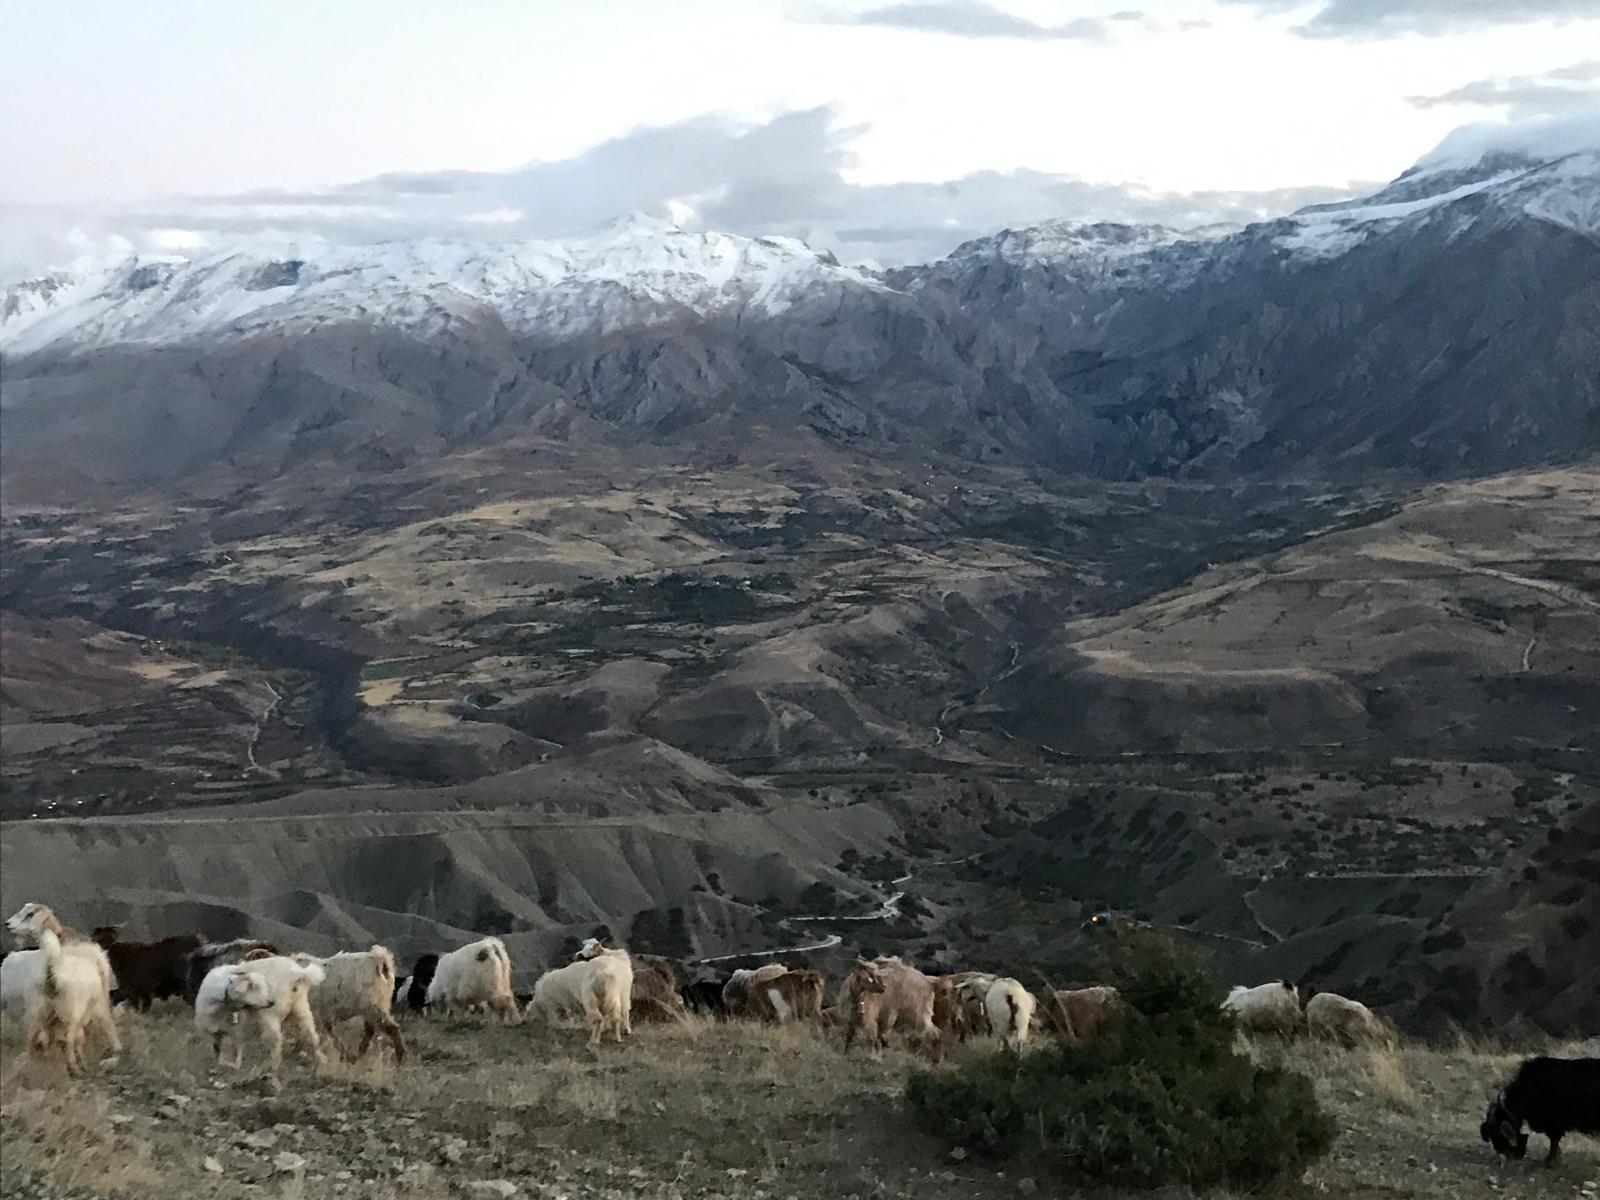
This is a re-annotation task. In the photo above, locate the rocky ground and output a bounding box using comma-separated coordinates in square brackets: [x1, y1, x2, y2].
[2, 1009, 1596, 1200]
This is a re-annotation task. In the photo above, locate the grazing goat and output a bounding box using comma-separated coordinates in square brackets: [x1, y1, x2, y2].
[302, 945, 406, 1062]
[573, 943, 685, 1024]
[841, 958, 938, 1056]
[1305, 991, 1387, 1046]
[950, 972, 998, 1036]
[630, 959, 688, 1023]
[1039, 986, 1122, 1044]
[530, 945, 633, 1046]
[17, 930, 122, 1072]
[183, 939, 279, 1002]
[195, 955, 326, 1075]
[680, 976, 730, 1016]
[722, 964, 789, 1018]
[739, 968, 825, 1023]
[426, 937, 519, 1022]
[932, 972, 988, 1045]
[1221, 980, 1302, 1034]
[1481, 1057, 1600, 1164]
[982, 977, 1037, 1052]
[394, 953, 439, 1013]
[91, 927, 204, 1010]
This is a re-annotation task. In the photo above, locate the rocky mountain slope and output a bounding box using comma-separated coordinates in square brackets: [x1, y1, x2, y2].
[4, 135, 1597, 496]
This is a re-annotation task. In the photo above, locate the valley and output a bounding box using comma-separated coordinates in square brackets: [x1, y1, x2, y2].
[2, 446, 1594, 1036]
[2, 128, 1597, 1043]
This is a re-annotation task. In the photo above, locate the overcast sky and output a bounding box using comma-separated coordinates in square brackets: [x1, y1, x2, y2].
[3, 0, 1598, 273]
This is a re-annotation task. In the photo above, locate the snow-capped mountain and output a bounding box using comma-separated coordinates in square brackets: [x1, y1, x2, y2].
[0, 214, 888, 356]
[2, 125, 1596, 497]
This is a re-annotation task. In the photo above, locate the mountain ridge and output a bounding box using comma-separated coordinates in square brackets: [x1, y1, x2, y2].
[2, 129, 1597, 499]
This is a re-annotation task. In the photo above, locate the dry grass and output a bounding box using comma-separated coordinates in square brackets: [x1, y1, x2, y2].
[3, 1011, 1596, 1200]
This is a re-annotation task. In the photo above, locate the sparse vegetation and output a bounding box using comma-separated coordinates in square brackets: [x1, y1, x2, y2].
[907, 939, 1335, 1190]
[3, 1002, 1594, 1200]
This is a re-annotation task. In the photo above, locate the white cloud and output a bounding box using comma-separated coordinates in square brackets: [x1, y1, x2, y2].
[0, 107, 1367, 277]
[819, 1, 1112, 39]
[1228, 0, 1600, 39]
[1409, 61, 1600, 120]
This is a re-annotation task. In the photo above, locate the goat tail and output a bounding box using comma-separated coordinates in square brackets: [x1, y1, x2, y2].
[40, 929, 64, 996]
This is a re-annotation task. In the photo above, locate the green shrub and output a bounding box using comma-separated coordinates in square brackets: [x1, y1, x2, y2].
[906, 937, 1334, 1191]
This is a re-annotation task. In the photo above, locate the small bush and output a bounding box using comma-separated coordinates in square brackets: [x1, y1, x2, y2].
[906, 937, 1334, 1190]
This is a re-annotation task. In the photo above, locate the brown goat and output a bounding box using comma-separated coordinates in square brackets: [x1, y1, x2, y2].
[841, 959, 938, 1056]
[752, 968, 825, 1023]
[1039, 985, 1122, 1044]
[91, 927, 205, 1011]
[630, 959, 689, 1023]
[932, 971, 990, 1044]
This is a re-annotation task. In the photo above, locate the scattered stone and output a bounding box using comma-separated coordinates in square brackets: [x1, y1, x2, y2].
[466, 1181, 518, 1198]
[241, 1129, 278, 1150]
[946, 1147, 969, 1164]
[274, 1151, 307, 1174]
[165, 1093, 192, 1107]
[1017, 1178, 1039, 1196]
[155, 1104, 182, 1120]
[202, 1157, 223, 1175]
[109, 1113, 135, 1127]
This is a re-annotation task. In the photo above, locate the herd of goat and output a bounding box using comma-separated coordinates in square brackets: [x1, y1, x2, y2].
[2, 901, 1596, 1166]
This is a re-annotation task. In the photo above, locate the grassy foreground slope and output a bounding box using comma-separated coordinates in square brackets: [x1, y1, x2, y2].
[2, 1010, 1595, 1200]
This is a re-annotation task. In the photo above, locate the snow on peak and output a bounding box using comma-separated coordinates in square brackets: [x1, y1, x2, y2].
[1, 218, 886, 355]
[941, 220, 1212, 271]
[1411, 104, 1600, 176]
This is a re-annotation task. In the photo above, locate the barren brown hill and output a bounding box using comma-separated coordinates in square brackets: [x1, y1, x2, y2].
[985, 466, 1600, 760]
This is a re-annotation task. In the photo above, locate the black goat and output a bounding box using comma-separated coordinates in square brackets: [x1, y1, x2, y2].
[1481, 1056, 1600, 1164]
[393, 953, 439, 1013]
[679, 977, 730, 1016]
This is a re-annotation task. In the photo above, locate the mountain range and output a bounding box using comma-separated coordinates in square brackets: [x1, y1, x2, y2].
[3, 131, 1597, 499]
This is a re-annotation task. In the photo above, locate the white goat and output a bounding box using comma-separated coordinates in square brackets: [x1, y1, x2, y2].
[1306, 991, 1386, 1045]
[983, 977, 1037, 1052]
[300, 945, 406, 1061]
[425, 937, 519, 1021]
[5, 902, 116, 996]
[1221, 980, 1303, 1034]
[195, 956, 327, 1075]
[13, 930, 122, 1072]
[529, 947, 633, 1046]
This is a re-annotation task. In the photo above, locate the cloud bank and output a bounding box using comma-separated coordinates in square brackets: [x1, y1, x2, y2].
[826, 1, 1112, 40]
[0, 107, 1365, 279]
[1228, 0, 1599, 38]
[1409, 61, 1600, 120]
